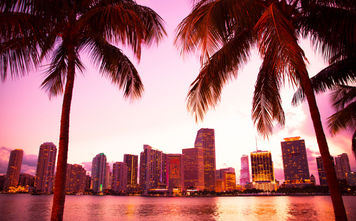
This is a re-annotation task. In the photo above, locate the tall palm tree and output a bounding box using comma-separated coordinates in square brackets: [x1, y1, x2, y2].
[0, 0, 165, 220]
[176, 0, 355, 220]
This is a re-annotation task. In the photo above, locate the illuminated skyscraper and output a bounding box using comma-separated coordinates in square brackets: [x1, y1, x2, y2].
[182, 147, 204, 191]
[194, 128, 216, 191]
[124, 154, 138, 188]
[166, 154, 183, 192]
[281, 137, 310, 184]
[35, 142, 57, 194]
[240, 155, 250, 186]
[4, 149, 23, 190]
[104, 163, 111, 190]
[334, 153, 351, 181]
[316, 156, 335, 186]
[250, 150, 277, 191]
[92, 153, 107, 193]
[112, 162, 128, 193]
[139, 145, 164, 193]
[65, 164, 86, 194]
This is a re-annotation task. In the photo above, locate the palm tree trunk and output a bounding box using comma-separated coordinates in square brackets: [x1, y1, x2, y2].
[51, 44, 76, 221]
[299, 71, 348, 221]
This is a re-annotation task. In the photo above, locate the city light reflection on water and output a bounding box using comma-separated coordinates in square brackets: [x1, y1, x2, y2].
[0, 195, 355, 221]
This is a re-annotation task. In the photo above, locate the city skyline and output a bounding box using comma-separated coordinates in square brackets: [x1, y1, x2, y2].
[0, 0, 355, 185]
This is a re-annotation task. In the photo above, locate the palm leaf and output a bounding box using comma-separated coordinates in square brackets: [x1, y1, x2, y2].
[330, 85, 356, 110]
[327, 101, 356, 134]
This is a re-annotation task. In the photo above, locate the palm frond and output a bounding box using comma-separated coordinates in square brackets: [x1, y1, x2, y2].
[292, 58, 356, 105]
[330, 85, 356, 110]
[175, 0, 262, 62]
[85, 36, 143, 99]
[186, 30, 255, 121]
[327, 101, 356, 134]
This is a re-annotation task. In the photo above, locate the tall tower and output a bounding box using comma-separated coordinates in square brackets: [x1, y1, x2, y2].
[281, 137, 310, 184]
[194, 128, 216, 191]
[334, 153, 351, 180]
[250, 150, 276, 191]
[104, 163, 111, 190]
[139, 145, 164, 193]
[65, 164, 86, 194]
[182, 147, 204, 191]
[316, 156, 335, 186]
[35, 142, 57, 194]
[4, 149, 24, 189]
[240, 155, 250, 186]
[166, 154, 183, 192]
[123, 154, 138, 189]
[91, 153, 107, 193]
[112, 162, 128, 193]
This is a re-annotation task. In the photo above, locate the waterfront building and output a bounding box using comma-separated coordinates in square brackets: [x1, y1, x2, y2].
[281, 137, 310, 185]
[240, 155, 250, 186]
[316, 156, 335, 186]
[194, 128, 216, 191]
[139, 145, 164, 193]
[104, 163, 111, 190]
[85, 174, 91, 192]
[4, 149, 23, 190]
[124, 154, 138, 189]
[216, 167, 236, 192]
[250, 150, 277, 191]
[310, 174, 316, 185]
[65, 164, 86, 194]
[34, 142, 57, 193]
[0, 175, 5, 191]
[112, 162, 128, 193]
[347, 172, 356, 186]
[182, 147, 204, 191]
[18, 173, 35, 187]
[92, 153, 107, 193]
[166, 154, 183, 193]
[224, 172, 236, 191]
[334, 153, 351, 181]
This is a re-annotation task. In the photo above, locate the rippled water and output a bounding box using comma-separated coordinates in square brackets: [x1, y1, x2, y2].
[1, 195, 355, 221]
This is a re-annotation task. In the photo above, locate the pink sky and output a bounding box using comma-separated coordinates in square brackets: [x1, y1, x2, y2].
[0, 0, 354, 183]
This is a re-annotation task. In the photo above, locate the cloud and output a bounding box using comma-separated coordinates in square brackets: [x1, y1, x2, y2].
[0, 147, 37, 175]
[0, 147, 11, 174]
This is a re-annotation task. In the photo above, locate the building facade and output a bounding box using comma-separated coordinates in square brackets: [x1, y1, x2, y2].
[194, 128, 216, 191]
[182, 147, 204, 191]
[240, 155, 250, 186]
[18, 173, 35, 187]
[281, 137, 310, 184]
[34, 142, 57, 194]
[92, 153, 107, 193]
[250, 150, 277, 191]
[334, 153, 351, 181]
[65, 164, 86, 194]
[112, 162, 128, 193]
[166, 154, 183, 192]
[123, 154, 138, 189]
[4, 149, 23, 190]
[316, 156, 335, 186]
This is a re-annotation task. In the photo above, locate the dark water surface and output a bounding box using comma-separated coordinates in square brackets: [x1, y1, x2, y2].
[1, 194, 355, 220]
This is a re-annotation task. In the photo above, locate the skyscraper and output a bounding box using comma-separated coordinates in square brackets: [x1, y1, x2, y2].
[139, 145, 164, 193]
[194, 128, 216, 191]
[316, 156, 335, 186]
[104, 163, 111, 190]
[250, 150, 277, 191]
[334, 153, 351, 181]
[182, 147, 204, 191]
[240, 155, 250, 186]
[123, 154, 138, 189]
[216, 167, 236, 192]
[92, 153, 107, 193]
[4, 149, 23, 190]
[65, 164, 86, 194]
[35, 142, 57, 194]
[112, 162, 128, 193]
[281, 137, 310, 184]
[166, 154, 183, 192]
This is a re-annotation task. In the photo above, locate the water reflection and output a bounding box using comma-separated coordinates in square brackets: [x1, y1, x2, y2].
[1, 195, 355, 221]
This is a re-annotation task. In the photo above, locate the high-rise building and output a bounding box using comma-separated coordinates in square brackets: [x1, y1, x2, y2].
[85, 174, 91, 192]
[182, 147, 204, 191]
[104, 163, 111, 190]
[4, 149, 23, 189]
[166, 154, 183, 192]
[250, 150, 277, 191]
[92, 153, 107, 193]
[65, 164, 86, 194]
[281, 137, 310, 184]
[112, 162, 128, 193]
[224, 172, 236, 191]
[334, 153, 351, 181]
[240, 155, 250, 186]
[194, 128, 216, 191]
[139, 145, 164, 193]
[18, 173, 35, 187]
[216, 167, 236, 192]
[316, 156, 335, 186]
[34, 142, 57, 194]
[123, 154, 138, 189]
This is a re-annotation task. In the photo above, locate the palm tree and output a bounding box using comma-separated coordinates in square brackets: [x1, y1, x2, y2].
[0, 0, 165, 220]
[175, 0, 355, 220]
